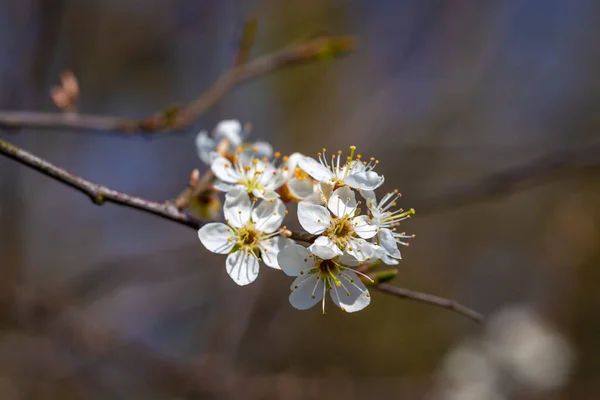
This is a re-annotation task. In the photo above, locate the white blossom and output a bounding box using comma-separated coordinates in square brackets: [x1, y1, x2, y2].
[279, 152, 321, 203]
[210, 151, 286, 200]
[278, 242, 373, 313]
[198, 188, 290, 285]
[196, 119, 272, 165]
[297, 186, 378, 262]
[367, 190, 415, 264]
[298, 146, 384, 200]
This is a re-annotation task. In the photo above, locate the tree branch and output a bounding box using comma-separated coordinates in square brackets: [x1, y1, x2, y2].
[0, 36, 355, 134]
[0, 137, 203, 230]
[375, 283, 484, 323]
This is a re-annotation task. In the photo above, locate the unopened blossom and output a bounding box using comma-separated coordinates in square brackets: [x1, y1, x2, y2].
[210, 149, 286, 200]
[297, 186, 378, 261]
[196, 119, 272, 164]
[198, 188, 290, 285]
[367, 190, 415, 264]
[278, 152, 321, 203]
[298, 146, 384, 201]
[278, 242, 373, 313]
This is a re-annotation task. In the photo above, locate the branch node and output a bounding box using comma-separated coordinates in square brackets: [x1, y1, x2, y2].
[91, 193, 105, 205]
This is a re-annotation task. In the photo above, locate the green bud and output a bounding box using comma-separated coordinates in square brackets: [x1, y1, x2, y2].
[370, 269, 398, 285]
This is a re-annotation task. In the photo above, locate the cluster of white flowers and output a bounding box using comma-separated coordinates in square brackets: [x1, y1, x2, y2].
[197, 120, 415, 314]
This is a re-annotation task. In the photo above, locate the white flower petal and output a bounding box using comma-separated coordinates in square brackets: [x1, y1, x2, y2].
[343, 171, 384, 190]
[373, 246, 400, 265]
[286, 152, 305, 171]
[195, 131, 216, 164]
[252, 199, 285, 233]
[224, 188, 252, 228]
[278, 242, 314, 276]
[256, 189, 280, 200]
[211, 155, 242, 184]
[259, 236, 291, 269]
[309, 236, 343, 259]
[289, 275, 324, 310]
[298, 156, 333, 182]
[252, 141, 273, 159]
[330, 270, 371, 312]
[214, 120, 243, 146]
[263, 171, 286, 191]
[353, 215, 378, 239]
[359, 189, 377, 203]
[198, 223, 235, 254]
[287, 178, 316, 200]
[226, 251, 259, 286]
[337, 252, 360, 267]
[327, 186, 357, 218]
[378, 228, 401, 259]
[297, 202, 331, 234]
[212, 180, 235, 192]
[346, 238, 375, 261]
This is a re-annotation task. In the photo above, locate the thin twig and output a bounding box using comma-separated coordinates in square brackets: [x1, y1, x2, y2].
[0, 137, 203, 230]
[375, 283, 484, 323]
[234, 16, 258, 67]
[0, 36, 355, 133]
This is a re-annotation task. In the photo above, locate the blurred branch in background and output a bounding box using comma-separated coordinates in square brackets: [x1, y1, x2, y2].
[418, 142, 600, 214]
[0, 35, 354, 134]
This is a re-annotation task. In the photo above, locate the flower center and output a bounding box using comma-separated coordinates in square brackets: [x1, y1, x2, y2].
[239, 175, 265, 193]
[315, 259, 342, 289]
[327, 217, 354, 241]
[236, 225, 261, 248]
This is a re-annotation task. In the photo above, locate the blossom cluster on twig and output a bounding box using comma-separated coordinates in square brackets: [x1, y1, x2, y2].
[198, 120, 415, 314]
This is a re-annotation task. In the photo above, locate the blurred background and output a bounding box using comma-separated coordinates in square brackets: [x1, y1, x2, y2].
[1, 0, 599, 398]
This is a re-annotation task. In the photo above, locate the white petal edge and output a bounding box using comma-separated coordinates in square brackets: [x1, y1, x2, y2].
[252, 198, 285, 233]
[346, 238, 375, 262]
[289, 275, 323, 310]
[211, 155, 242, 184]
[224, 188, 252, 228]
[278, 242, 314, 276]
[309, 236, 343, 260]
[330, 270, 371, 312]
[298, 156, 334, 182]
[297, 202, 331, 234]
[195, 131, 216, 164]
[198, 223, 235, 254]
[378, 228, 401, 259]
[226, 251, 259, 286]
[259, 236, 292, 269]
[252, 141, 273, 159]
[328, 186, 357, 218]
[353, 215, 378, 239]
[212, 180, 236, 193]
[287, 178, 316, 200]
[214, 120, 243, 146]
[344, 171, 385, 190]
